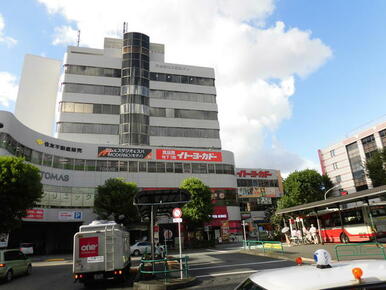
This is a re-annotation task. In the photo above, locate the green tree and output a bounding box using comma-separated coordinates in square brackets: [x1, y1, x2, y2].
[0, 156, 43, 232]
[277, 169, 333, 210]
[94, 178, 140, 226]
[365, 149, 386, 187]
[180, 177, 213, 227]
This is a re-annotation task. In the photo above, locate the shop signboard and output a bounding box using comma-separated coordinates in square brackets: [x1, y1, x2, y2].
[156, 149, 222, 162]
[237, 169, 273, 178]
[58, 211, 83, 221]
[24, 209, 44, 220]
[98, 147, 152, 159]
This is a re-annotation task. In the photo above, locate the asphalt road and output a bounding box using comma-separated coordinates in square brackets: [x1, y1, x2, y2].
[0, 245, 294, 290]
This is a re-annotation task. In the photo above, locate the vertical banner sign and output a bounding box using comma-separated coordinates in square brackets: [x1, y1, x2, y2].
[79, 237, 99, 258]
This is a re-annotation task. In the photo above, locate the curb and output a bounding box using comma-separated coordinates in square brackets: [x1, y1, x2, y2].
[133, 277, 197, 290]
[240, 249, 337, 264]
[45, 258, 66, 262]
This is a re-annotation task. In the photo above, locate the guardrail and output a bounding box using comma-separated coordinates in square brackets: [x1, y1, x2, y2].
[335, 243, 386, 261]
[139, 256, 189, 280]
[244, 240, 284, 254]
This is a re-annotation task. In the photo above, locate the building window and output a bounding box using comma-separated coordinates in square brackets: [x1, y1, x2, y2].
[149, 72, 214, 87]
[330, 149, 335, 157]
[333, 162, 338, 170]
[149, 126, 220, 139]
[150, 90, 216, 103]
[57, 122, 119, 135]
[335, 175, 342, 183]
[379, 129, 386, 147]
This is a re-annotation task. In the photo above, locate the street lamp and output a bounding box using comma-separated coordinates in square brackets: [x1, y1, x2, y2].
[324, 184, 341, 200]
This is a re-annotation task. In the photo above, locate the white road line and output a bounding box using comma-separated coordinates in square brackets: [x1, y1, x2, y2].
[190, 259, 286, 271]
[196, 269, 258, 278]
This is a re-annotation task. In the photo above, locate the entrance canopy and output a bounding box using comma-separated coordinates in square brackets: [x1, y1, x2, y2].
[276, 185, 386, 215]
[134, 189, 190, 218]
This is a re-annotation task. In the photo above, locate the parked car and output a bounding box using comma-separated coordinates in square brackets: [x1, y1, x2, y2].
[19, 243, 34, 255]
[0, 249, 32, 282]
[130, 242, 165, 257]
[130, 241, 151, 256]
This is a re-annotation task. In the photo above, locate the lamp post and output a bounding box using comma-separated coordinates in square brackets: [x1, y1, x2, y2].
[324, 184, 341, 200]
[242, 220, 247, 249]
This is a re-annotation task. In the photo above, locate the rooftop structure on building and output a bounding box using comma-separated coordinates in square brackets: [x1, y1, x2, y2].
[56, 33, 220, 150]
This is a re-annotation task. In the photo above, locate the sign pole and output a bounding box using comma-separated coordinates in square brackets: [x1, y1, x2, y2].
[178, 221, 183, 279]
[242, 220, 247, 249]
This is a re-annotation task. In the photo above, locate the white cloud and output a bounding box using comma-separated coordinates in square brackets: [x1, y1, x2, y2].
[52, 25, 78, 45]
[0, 14, 17, 47]
[38, 0, 332, 173]
[0, 72, 18, 107]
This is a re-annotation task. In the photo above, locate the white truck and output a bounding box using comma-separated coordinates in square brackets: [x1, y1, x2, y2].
[72, 221, 131, 286]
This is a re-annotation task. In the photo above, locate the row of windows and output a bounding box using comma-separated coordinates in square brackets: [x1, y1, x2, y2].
[122, 46, 149, 56]
[59, 101, 217, 122]
[122, 59, 149, 70]
[59, 102, 120, 115]
[150, 107, 218, 120]
[236, 179, 279, 188]
[122, 53, 149, 63]
[56, 121, 220, 139]
[63, 83, 120, 96]
[149, 126, 220, 139]
[0, 133, 234, 175]
[150, 90, 216, 104]
[150, 72, 214, 87]
[64, 65, 121, 78]
[119, 133, 149, 146]
[121, 76, 149, 87]
[57, 122, 119, 135]
[122, 68, 149, 79]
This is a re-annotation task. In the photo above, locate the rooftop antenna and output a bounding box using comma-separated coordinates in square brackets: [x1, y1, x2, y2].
[77, 30, 80, 47]
[123, 22, 127, 34]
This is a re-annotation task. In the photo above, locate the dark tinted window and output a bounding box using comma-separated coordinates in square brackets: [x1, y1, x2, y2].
[4, 251, 20, 261]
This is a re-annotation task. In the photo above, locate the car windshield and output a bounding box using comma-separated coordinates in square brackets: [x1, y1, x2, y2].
[236, 278, 265, 290]
[21, 243, 33, 247]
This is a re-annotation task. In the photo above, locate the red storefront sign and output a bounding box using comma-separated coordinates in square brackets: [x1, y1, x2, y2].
[156, 149, 222, 162]
[237, 170, 272, 178]
[25, 209, 44, 220]
[79, 237, 98, 258]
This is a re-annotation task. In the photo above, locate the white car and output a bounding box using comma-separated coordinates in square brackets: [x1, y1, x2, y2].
[19, 243, 34, 255]
[235, 259, 386, 290]
[130, 242, 165, 257]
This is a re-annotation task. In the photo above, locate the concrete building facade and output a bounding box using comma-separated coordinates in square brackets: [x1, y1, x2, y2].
[15, 54, 61, 136]
[318, 121, 386, 194]
[56, 35, 220, 149]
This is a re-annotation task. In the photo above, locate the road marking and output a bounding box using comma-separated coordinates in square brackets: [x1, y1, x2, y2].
[196, 269, 258, 278]
[190, 259, 287, 271]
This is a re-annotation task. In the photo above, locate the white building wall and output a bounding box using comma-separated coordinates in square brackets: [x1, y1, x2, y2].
[319, 120, 386, 193]
[15, 54, 61, 136]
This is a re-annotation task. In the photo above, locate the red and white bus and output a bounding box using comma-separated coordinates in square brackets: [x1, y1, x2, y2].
[306, 203, 386, 243]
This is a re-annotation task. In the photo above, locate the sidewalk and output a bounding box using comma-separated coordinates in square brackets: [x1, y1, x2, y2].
[241, 243, 345, 263]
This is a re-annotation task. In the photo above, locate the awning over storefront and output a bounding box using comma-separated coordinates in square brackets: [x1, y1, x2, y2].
[276, 185, 386, 215]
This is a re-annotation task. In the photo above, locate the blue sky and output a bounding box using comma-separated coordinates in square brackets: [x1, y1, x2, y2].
[0, 0, 385, 174]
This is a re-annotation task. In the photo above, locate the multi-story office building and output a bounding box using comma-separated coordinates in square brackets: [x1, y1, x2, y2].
[15, 54, 61, 136]
[56, 33, 220, 150]
[318, 121, 386, 194]
[1, 32, 237, 253]
[236, 168, 283, 236]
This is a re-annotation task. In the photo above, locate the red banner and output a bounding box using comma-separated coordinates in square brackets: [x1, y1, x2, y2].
[25, 209, 44, 220]
[79, 237, 98, 258]
[156, 149, 222, 162]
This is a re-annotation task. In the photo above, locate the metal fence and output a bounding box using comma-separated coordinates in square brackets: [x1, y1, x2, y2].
[335, 243, 386, 261]
[244, 240, 284, 254]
